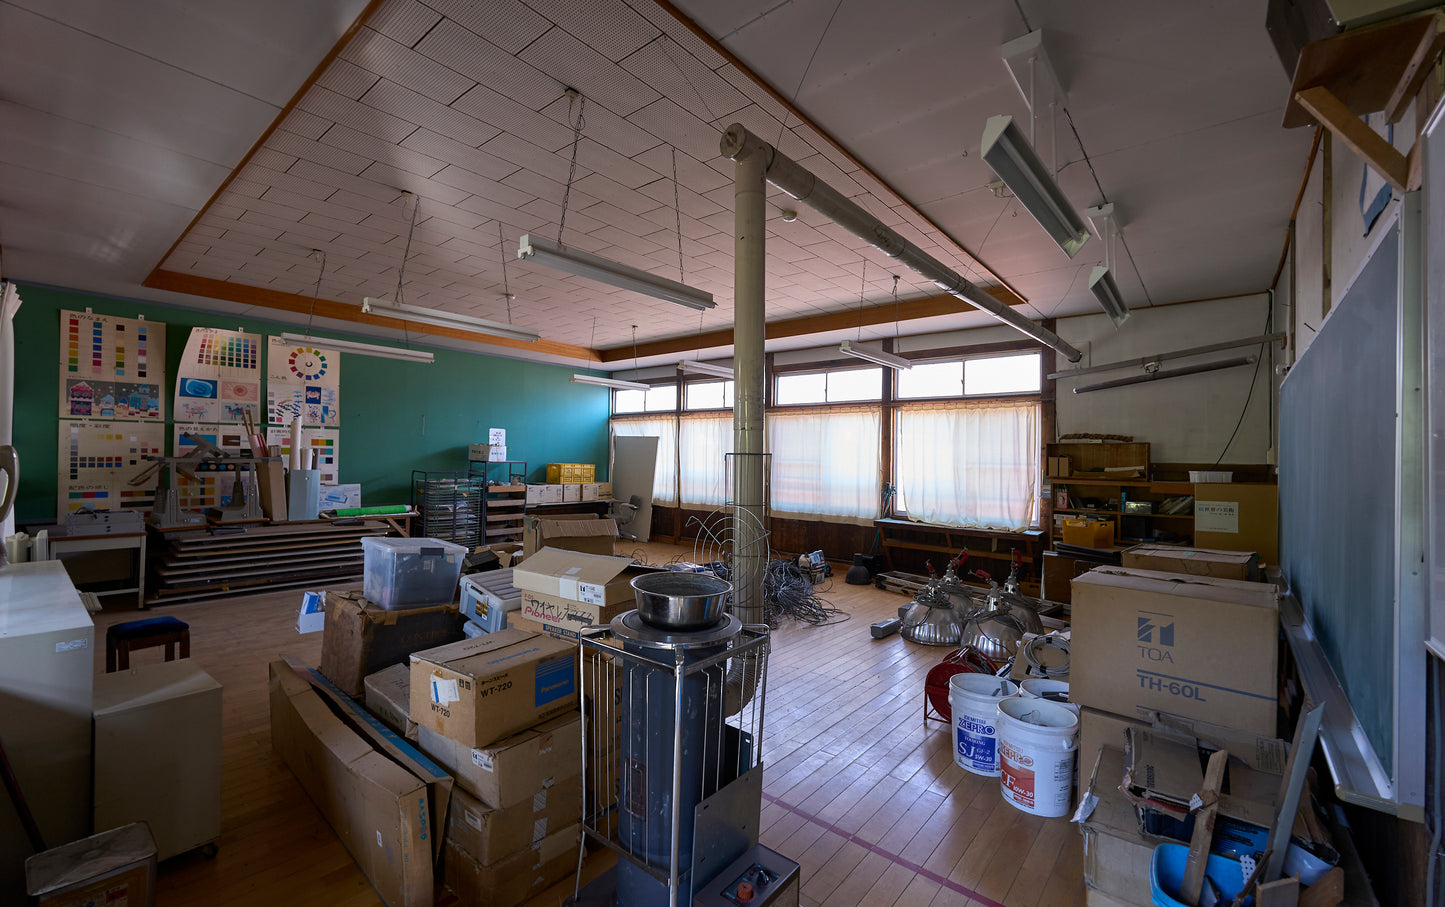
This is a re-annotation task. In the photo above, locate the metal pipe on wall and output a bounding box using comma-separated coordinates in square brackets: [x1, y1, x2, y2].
[719, 124, 1083, 363]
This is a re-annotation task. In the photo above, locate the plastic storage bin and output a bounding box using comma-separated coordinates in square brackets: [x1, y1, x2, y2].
[545, 463, 596, 484]
[360, 536, 467, 610]
[1061, 519, 1114, 548]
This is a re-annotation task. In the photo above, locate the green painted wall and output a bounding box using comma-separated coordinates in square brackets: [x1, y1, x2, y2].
[13, 285, 611, 524]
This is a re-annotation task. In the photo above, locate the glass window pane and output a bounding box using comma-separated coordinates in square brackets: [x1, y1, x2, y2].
[685, 381, 727, 410]
[777, 372, 827, 405]
[643, 384, 677, 412]
[965, 353, 1041, 395]
[897, 361, 964, 399]
[826, 367, 883, 402]
[613, 388, 646, 413]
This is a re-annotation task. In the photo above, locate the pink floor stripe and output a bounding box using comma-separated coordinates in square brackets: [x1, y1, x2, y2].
[761, 791, 1008, 907]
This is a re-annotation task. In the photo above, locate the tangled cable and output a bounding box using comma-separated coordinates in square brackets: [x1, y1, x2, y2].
[1021, 633, 1071, 678]
[762, 558, 849, 627]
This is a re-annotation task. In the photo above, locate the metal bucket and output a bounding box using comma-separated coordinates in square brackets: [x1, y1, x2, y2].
[630, 572, 732, 630]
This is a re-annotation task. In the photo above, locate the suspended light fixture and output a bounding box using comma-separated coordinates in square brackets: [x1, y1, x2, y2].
[279, 332, 434, 364]
[678, 360, 734, 379]
[361, 297, 540, 342]
[518, 235, 715, 311]
[1083, 203, 1130, 327]
[1072, 356, 1256, 394]
[571, 374, 649, 391]
[981, 115, 1091, 258]
[840, 339, 911, 370]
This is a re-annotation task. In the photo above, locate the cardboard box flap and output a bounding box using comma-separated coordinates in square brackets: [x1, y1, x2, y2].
[1124, 546, 1257, 567]
[1074, 566, 1279, 608]
[532, 517, 617, 539]
[1123, 726, 1285, 829]
[1081, 745, 1139, 839]
[512, 548, 638, 603]
[410, 627, 537, 670]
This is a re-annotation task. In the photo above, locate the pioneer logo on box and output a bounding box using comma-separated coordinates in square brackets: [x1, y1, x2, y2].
[1137, 611, 1175, 662]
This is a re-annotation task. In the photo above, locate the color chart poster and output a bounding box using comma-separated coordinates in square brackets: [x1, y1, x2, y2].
[57, 420, 164, 519]
[58, 310, 165, 420]
[173, 425, 253, 509]
[265, 425, 340, 484]
[266, 337, 340, 427]
[174, 328, 261, 424]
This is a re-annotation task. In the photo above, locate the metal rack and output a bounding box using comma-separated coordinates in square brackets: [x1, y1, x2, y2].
[409, 470, 485, 546]
[575, 616, 771, 906]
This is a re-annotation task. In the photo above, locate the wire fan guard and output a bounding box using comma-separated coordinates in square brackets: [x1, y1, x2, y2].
[689, 505, 771, 577]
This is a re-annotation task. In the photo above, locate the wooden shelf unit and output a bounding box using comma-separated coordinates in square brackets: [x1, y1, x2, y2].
[1046, 442, 1196, 547]
[471, 460, 527, 544]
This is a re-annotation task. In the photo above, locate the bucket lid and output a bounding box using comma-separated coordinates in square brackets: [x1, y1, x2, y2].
[998, 695, 1078, 729]
[949, 673, 1017, 698]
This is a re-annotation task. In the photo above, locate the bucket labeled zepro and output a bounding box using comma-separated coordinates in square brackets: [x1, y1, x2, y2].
[997, 696, 1078, 817]
[948, 674, 1018, 776]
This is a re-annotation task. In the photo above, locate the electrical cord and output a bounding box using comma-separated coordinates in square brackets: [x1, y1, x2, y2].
[1022, 633, 1070, 678]
[1214, 301, 1273, 466]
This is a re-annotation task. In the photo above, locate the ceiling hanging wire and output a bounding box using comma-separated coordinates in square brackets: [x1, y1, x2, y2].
[497, 222, 516, 325]
[558, 90, 585, 245]
[305, 249, 325, 338]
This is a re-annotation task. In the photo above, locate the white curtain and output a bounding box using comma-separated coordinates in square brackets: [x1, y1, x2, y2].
[767, 408, 881, 524]
[610, 417, 677, 505]
[679, 413, 731, 508]
[895, 401, 1039, 530]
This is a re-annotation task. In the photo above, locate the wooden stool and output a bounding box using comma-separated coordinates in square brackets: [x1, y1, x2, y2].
[105, 616, 190, 672]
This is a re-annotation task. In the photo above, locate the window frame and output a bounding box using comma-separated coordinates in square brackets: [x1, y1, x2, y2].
[772, 362, 886, 407]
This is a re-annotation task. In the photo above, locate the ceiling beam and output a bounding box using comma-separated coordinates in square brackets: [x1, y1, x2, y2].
[596, 289, 1019, 362]
[144, 270, 598, 362]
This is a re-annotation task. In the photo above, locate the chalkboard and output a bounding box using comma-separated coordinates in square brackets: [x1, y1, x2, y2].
[1279, 226, 1398, 775]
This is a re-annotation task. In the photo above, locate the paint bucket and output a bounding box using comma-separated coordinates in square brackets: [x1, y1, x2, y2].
[948, 674, 1018, 776]
[997, 696, 1078, 817]
[1018, 678, 1078, 715]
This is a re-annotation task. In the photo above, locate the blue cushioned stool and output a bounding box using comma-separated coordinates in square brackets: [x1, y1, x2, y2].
[105, 616, 190, 672]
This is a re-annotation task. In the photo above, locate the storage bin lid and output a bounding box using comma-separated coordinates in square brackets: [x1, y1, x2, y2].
[360, 536, 467, 556]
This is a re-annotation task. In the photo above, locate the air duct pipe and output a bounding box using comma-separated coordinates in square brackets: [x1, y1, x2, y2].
[719, 124, 1083, 363]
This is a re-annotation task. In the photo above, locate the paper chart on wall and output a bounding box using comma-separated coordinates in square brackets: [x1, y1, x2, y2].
[266, 337, 340, 426]
[265, 425, 340, 484]
[172, 425, 256, 510]
[173, 327, 262, 424]
[57, 420, 165, 519]
[58, 309, 166, 420]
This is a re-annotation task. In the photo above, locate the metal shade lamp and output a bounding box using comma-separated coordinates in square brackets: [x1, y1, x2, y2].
[1083, 203, 1130, 327]
[981, 115, 1091, 258]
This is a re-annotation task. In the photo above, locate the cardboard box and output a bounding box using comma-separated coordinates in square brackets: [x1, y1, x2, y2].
[516, 588, 633, 639]
[319, 483, 362, 510]
[1062, 518, 1114, 548]
[365, 663, 418, 741]
[446, 774, 582, 865]
[409, 628, 578, 748]
[469, 443, 493, 461]
[1193, 483, 1279, 565]
[1079, 746, 1155, 907]
[489, 445, 507, 462]
[1121, 545, 1259, 581]
[525, 485, 547, 505]
[1047, 455, 1071, 477]
[418, 712, 581, 808]
[562, 483, 582, 503]
[1123, 725, 1287, 840]
[443, 824, 577, 907]
[257, 458, 288, 522]
[296, 590, 325, 634]
[1070, 567, 1280, 735]
[269, 660, 453, 907]
[580, 483, 601, 502]
[512, 547, 655, 606]
[25, 822, 157, 907]
[521, 516, 617, 558]
[320, 591, 467, 697]
[596, 482, 611, 498]
[539, 484, 564, 504]
[1079, 708, 1146, 781]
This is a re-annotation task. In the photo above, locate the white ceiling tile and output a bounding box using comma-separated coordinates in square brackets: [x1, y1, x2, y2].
[370, 0, 443, 45]
[452, 83, 577, 151]
[478, 133, 578, 184]
[287, 159, 406, 202]
[621, 38, 749, 124]
[359, 161, 472, 206]
[318, 58, 383, 100]
[422, 0, 551, 54]
[401, 129, 518, 181]
[455, 194, 549, 233]
[518, 27, 660, 118]
[521, 0, 659, 62]
[573, 138, 661, 190]
[362, 80, 502, 148]
[625, 98, 717, 162]
[414, 19, 560, 109]
[539, 95, 662, 158]
[299, 86, 418, 143]
[277, 108, 334, 141]
[318, 124, 446, 179]
[635, 177, 723, 221]
[345, 28, 474, 104]
[572, 172, 663, 217]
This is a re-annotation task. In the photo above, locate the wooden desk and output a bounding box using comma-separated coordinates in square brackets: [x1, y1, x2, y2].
[35, 526, 147, 605]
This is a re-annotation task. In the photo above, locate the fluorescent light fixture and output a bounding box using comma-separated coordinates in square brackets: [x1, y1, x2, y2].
[1073, 356, 1256, 394]
[678, 360, 735, 379]
[839, 339, 911, 370]
[280, 332, 434, 364]
[571, 374, 650, 391]
[1088, 266, 1131, 327]
[362, 297, 539, 342]
[517, 234, 715, 311]
[981, 115, 1091, 258]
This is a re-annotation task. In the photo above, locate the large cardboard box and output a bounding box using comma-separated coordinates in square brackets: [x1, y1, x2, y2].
[1079, 746, 1155, 907]
[443, 825, 578, 907]
[1193, 483, 1278, 565]
[365, 663, 418, 741]
[446, 775, 582, 866]
[1078, 707, 1146, 781]
[522, 515, 617, 557]
[512, 548, 664, 636]
[1121, 545, 1259, 581]
[409, 628, 578, 749]
[418, 712, 581, 808]
[269, 660, 453, 907]
[320, 591, 467, 697]
[1070, 567, 1280, 735]
[25, 822, 157, 907]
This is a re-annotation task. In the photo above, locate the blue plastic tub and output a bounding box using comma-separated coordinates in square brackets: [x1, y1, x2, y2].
[1150, 842, 1253, 907]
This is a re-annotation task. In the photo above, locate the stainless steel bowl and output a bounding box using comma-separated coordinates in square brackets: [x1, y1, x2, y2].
[630, 572, 732, 630]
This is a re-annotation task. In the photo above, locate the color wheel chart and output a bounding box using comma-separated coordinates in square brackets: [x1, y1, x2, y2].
[174, 327, 262, 424]
[266, 336, 340, 426]
[57, 421, 165, 520]
[58, 309, 165, 421]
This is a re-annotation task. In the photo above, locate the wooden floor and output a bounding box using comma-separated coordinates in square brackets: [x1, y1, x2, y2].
[88, 541, 1083, 906]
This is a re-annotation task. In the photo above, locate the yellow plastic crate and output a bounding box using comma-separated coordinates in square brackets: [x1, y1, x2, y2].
[546, 463, 596, 484]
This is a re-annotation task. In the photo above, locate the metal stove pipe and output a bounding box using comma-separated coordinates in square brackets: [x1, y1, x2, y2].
[719, 124, 1083, 363]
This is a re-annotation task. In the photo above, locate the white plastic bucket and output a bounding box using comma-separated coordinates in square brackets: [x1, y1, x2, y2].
[997, 696, 1079, 817]
[1018, 678, 1078, 715]
[948, 674, 1018, 776]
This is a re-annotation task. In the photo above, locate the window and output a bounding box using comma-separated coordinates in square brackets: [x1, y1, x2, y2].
[610, 417, 677, 505]
[775, 366, 882, 405]
[679, 413, 732, 506]
[894, 400, 1040, 530]
[897, 352, 1041, 400]
[768, 408, 881, 523]
[613, 383, 677, 414]
[684, 380, 734, 410]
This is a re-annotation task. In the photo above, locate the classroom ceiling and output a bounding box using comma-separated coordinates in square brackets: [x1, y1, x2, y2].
[0, 0, 1311, 368]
